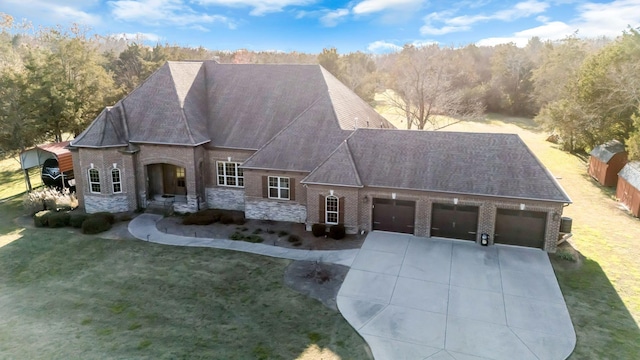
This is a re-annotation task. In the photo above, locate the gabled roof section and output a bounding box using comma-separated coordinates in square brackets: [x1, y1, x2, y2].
[320, 67, 394, 130]
[241, 95, 352, 172]
[619, 162, 640, 189]
[204, 63, 329, 149]
[590, 140, 626, 163]
[302, 139, 363, 187]
[71, 106, 128, 148]
[307, 129, 571, 203]
[125, 61, 209, 146]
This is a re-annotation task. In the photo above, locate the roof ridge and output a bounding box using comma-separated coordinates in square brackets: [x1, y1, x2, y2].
[344, 133, 362, 186]
[71, 108, 106, 146]
[301, 131, 360, 186]
[180, 108, 197, 145]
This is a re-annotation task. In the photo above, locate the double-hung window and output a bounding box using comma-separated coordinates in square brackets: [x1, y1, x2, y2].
[111, 168, 122, 193]
[88, 168, 101, 193]
[326, 195, 338, 224]
[268, 176, 289, 200]
[217, 162, 244, 187]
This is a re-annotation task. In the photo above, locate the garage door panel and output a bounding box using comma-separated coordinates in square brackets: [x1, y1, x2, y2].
[372, 199, 415, 234]
[495, 209, 546, 248]
[431, 204, 479, 241]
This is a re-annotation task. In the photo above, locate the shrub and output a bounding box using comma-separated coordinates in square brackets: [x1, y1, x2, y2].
[48, 212, 70, 228]
[34, 210, 52, 227]
[329, 224, 346, 240]
[23, 188, 78, 215]
[233, 214, 246, 225]
[92, 212, 116, 225]
[81, 215, 112, 234]
[220, 214, 234, 224]
[69, 213, 89, 228]
[245, 235, 264, 243]
[253, 228, 263, 234]
[277, 230, 289, 237]
[288, 234, 301, 243]
[229, 232, 245, 240]
[311, 224, 326, 237]
[556, 249, 576, 262]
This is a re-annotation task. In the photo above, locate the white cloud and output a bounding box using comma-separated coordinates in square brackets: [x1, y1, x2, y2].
[3, 0, 101, 25]
[108, 0, 236, 29]
[353, 0, 424, 15]
[476, 0, 640, 47]
[421, 0, 549, 35]
[196, 0, 314, 16]
[367, 40, 402, 53]
[320, 8, 349, 27]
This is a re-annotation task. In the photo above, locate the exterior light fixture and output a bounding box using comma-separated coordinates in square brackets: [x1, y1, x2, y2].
[453, 198, 459, 205]
[520, 203, 526, 211]
[392, 192, 396, 200]
[113, 163, 117, 169]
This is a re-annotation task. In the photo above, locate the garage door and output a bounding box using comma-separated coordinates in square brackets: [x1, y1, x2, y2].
[495, 209, 547, 248]
[430, 204, 479, 241]
[372, 199, 415, 234]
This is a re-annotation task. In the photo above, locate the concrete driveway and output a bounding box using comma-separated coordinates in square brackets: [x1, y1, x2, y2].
[337, 232, 576, 360]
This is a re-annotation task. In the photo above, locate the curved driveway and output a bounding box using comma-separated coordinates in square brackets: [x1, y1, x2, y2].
[337, 232, 576, 360]
[128, 215, 575, 359]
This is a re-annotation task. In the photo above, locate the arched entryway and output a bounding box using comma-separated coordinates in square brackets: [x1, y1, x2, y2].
[147, 164, 187, 202]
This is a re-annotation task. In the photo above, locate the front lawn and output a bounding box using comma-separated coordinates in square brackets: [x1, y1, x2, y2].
[0, 198, 371, 359]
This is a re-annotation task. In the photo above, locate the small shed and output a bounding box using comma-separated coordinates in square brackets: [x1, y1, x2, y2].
[19, 141, 74, 191]
[588, 140, 627, 187]
[617, 162, 640, 217]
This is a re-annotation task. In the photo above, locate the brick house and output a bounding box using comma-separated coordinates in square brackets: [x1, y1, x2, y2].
[70, 61, 571, 252]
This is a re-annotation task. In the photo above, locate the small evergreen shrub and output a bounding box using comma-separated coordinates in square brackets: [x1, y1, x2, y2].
[48, 212, 70, 228]
[93, 212, 116, 225]
[277, 230, 289, 237]
[329, 224, 346, 240]
[253, 228, 263, 234]
[220, 214, 234, 224]
[244, 235, 264, 243]
[229, 232, 245, 240]
[288, 234, 301, 243]
[81, 216, 112, 234]
[312, 224, 326, 237]
[34, 210, 52, 227]
[69, 213, 89, 228]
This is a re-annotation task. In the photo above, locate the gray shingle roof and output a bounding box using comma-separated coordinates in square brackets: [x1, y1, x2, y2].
[71, 106, 128, 148]
[303, 129, 572, 203]
[590, 140, 626, 163]
[619, 162, 640, 189]
[302, 141, 363, 187]
[72, 61, 392, 153]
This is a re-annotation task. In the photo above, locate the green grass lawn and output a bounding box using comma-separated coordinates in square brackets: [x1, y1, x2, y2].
[442, 114, 640, 359]
[0, 155, 42, 201]
[0, 198, 370, 359]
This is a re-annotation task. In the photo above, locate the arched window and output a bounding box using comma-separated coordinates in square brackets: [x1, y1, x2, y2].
[325, 195, 338, 224]
[111, 168, 122, 193]
[88, 168, 101, 193]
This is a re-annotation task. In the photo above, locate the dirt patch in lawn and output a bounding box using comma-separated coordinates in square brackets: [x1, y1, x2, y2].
[156, 215, 365, 250]
[284, 260, 350, 311]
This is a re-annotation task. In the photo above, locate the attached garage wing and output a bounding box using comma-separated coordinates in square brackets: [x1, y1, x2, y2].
[430, 204, 479, 241]
[494, 209, 547, 249]
[372, 199, 415, 234]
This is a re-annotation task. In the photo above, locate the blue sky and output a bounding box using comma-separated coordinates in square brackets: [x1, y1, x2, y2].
[2, 0, 640, 53]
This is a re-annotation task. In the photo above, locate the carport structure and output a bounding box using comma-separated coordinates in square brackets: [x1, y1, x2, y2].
[19, 141, 74, 191]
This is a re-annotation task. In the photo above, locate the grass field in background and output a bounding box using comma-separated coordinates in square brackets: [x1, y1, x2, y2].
[0, 156, 42, 201]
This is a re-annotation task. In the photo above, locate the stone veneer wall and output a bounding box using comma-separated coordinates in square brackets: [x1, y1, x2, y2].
[85, 194, 130, 213]
[245, 199, 307, 223]
[206, 187, 245, 211]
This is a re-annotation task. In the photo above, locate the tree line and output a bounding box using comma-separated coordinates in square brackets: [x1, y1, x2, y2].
[1, 12, 639, 158]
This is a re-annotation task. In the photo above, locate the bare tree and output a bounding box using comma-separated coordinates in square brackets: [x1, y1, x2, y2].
[384, 44, 483, 130]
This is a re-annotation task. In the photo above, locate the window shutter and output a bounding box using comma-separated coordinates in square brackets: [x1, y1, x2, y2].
[290, 178, 295, 201]
[319, 194, 325, 223]
[339, 197, 345, 224]
[262, 176, 268, 198]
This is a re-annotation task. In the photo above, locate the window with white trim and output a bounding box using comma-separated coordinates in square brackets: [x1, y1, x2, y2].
[176, 167, 186, 188]
[217, 161, 244, 187]
[111, 168, 122, 193]
[326, 195, 338, 224]
[88, 168, 101, 193]
[268, 176, 289, 200]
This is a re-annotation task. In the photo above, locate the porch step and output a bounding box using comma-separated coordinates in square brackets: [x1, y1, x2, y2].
[145, 201, 174, 216]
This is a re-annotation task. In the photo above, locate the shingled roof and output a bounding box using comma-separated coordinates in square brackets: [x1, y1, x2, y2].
[71, 61, 392, 158]
[619, 162, 640, 189]
[590, 140, 626, 163]
[303, 129, 572, 203]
